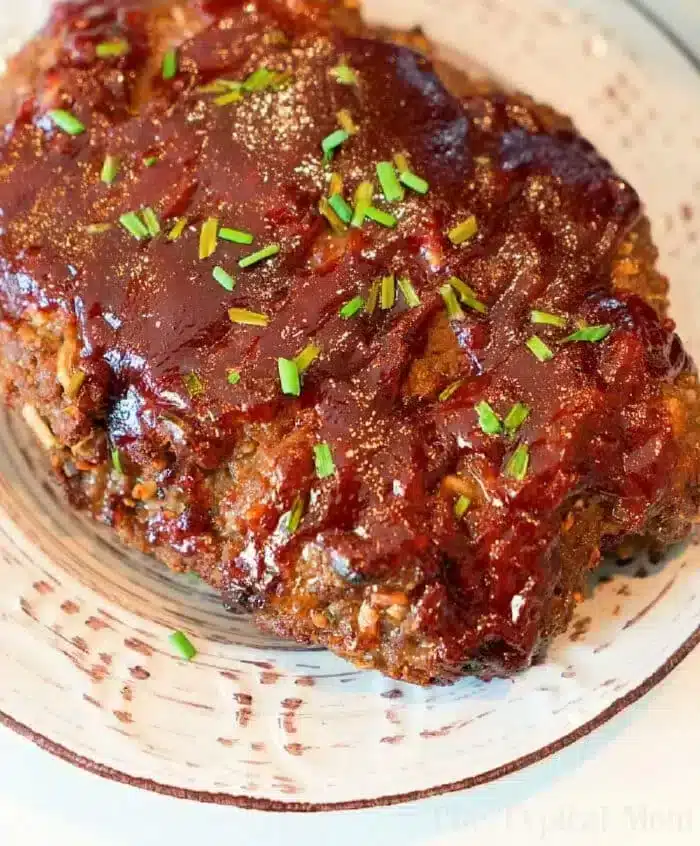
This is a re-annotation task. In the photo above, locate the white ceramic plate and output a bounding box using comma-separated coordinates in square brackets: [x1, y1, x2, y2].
[1, 0, 700, 811]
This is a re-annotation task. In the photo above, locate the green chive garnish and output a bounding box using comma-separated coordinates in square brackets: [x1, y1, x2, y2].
[197, 79, 240, 94]
[111, 448, 123, 474]
[183, 371, 205, 397]
[228, 308, 270, 327]
[504, 402, 530, 435]
[330, 62, 358, 86]
[397, 276, 421, 308]
[199, 217, 218, 260]
[394, 152, 410, 173]
[336, 109, 358, 136]
[168, 217, 188, 241]
[475, 400, 502, 435]
[101, 154, 120, 184]
[242, 67, 287, 92]
[238, 244, 280, 268]
[214, 90, 244, 107]
[351, 181, 374, 228]
[294, 343, 321, 373]
[562, 324, 612, 344]
[227, 369, 241, 385]
[400, 171, 429, 195]
[213, 265, 236, 291]
[141, 207, 161, 237]
[168, 630, 197, 661]
[219, 227, 254, 245]
[314, 443, 335, 479]
[439, 380, 463, 402]
[143, 155, 159, 167]
[365, 281, 380, 315]
[376, 161, 404, 203]
[86, 223, 112, 234]
[440, 284, 465, 321]
[365, 206, 397, 228]
[448, 215, 478, 245]
[321, 129, 349, 162]
[48, 109, 85, 136]
[278, 358, 301, 396]
[96, 39, 130, 59]
[448, 276, 488, 314]
[328, 193, 353, 224]
[119, 211, 149, 240]
[339, 296, 364, 319]
[526, 335, 554, 362]
[162, 48, 178, 81]
[454, 495, 471, 518]
[505, 443, 530, 481]
[286, 495, 305, 533]
[380, 274, 395, 310]
[531, 310, 566, 328]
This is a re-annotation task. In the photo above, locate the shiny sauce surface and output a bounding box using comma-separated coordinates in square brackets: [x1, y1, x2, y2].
[0, 0, 691, 667]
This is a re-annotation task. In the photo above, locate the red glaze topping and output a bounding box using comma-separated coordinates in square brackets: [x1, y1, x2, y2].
[0, 0, 692, 670]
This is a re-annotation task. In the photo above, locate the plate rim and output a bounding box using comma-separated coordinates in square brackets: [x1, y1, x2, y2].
[2, 0, 700, 812]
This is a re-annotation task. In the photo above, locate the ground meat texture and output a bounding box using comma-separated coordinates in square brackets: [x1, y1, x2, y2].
[0, 0, 698, 685]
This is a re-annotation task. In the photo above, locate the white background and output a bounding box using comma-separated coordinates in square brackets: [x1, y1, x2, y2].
[1, 1, 700, 843]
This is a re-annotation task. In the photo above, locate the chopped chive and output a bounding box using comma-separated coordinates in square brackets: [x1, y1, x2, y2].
[328, 193, 353, 224]
[183, 371, 205, 397]
[380, 274, 396, 310]
[199, 217, 218, 260]
[141, 207, 161, 237]
[400, 170, 429, 195]
[168, 630, 197, 661]
[242, 67, 287, 92]
[330, 61, 358, 85]
[376, 161, 404, 203]
[439, 380, 463, 402]
[505, 443, 530, 481]
[111, 448, 123, 474]
[393, 152, 410, 173]
[531, 310, 566, 328]
[440, 284, 465, 321]
[226, 369, 241, 385]
[119, 211, 149, 240]
[329, 172, 343, 196]
[213, 265, 236, 291]
[228, 308, 270, 327]
[96, 39, 130, 58]
[214, 90, 244, 106]
[526, 335, 554, 362]
[162, 48, 178, 81]
[454, 495, 471, 518]
[101, 154, 120, 184]
[339, 296, 364, 319]
[314, 443, 335, 479]
[196, 80, 230, 94]
[397, 276, 421, 308]
[337, 109, 358, 135]
[319, 197, 346, 233]
[286, 495, 305, 533]
[278, 358, 301, 397]
[351, 180, 374, 228]
[321, 128, 349, 162]
[48, 109, 85, 136]
[448, 215, 478, 245]
[86, 222, 112, 234]
[562, 324, 612, 344]
[365, 206, 397, 228]
[448, 276, 488, 314]
[294, 343, 321, 373]
[219, 227, 254, 245]
[143, 155, 159, 167]
[238, 244, 280, 268]
[475, 400, 502, 435]
[504, 402, 530, 435]
[365, 281, 380, 315]
[168, 217, 188, 241]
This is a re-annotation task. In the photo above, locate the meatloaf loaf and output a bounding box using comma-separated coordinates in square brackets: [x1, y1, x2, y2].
[0, 0, 698, 684]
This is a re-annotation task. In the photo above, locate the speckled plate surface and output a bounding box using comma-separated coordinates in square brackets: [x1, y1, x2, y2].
[1, 0, 700, 811]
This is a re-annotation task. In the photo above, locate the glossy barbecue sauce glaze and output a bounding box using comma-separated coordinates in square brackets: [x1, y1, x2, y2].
[0, 0, 691, 670]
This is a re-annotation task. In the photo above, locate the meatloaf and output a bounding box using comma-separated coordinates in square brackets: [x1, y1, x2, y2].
[0, 0, 698, 685]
